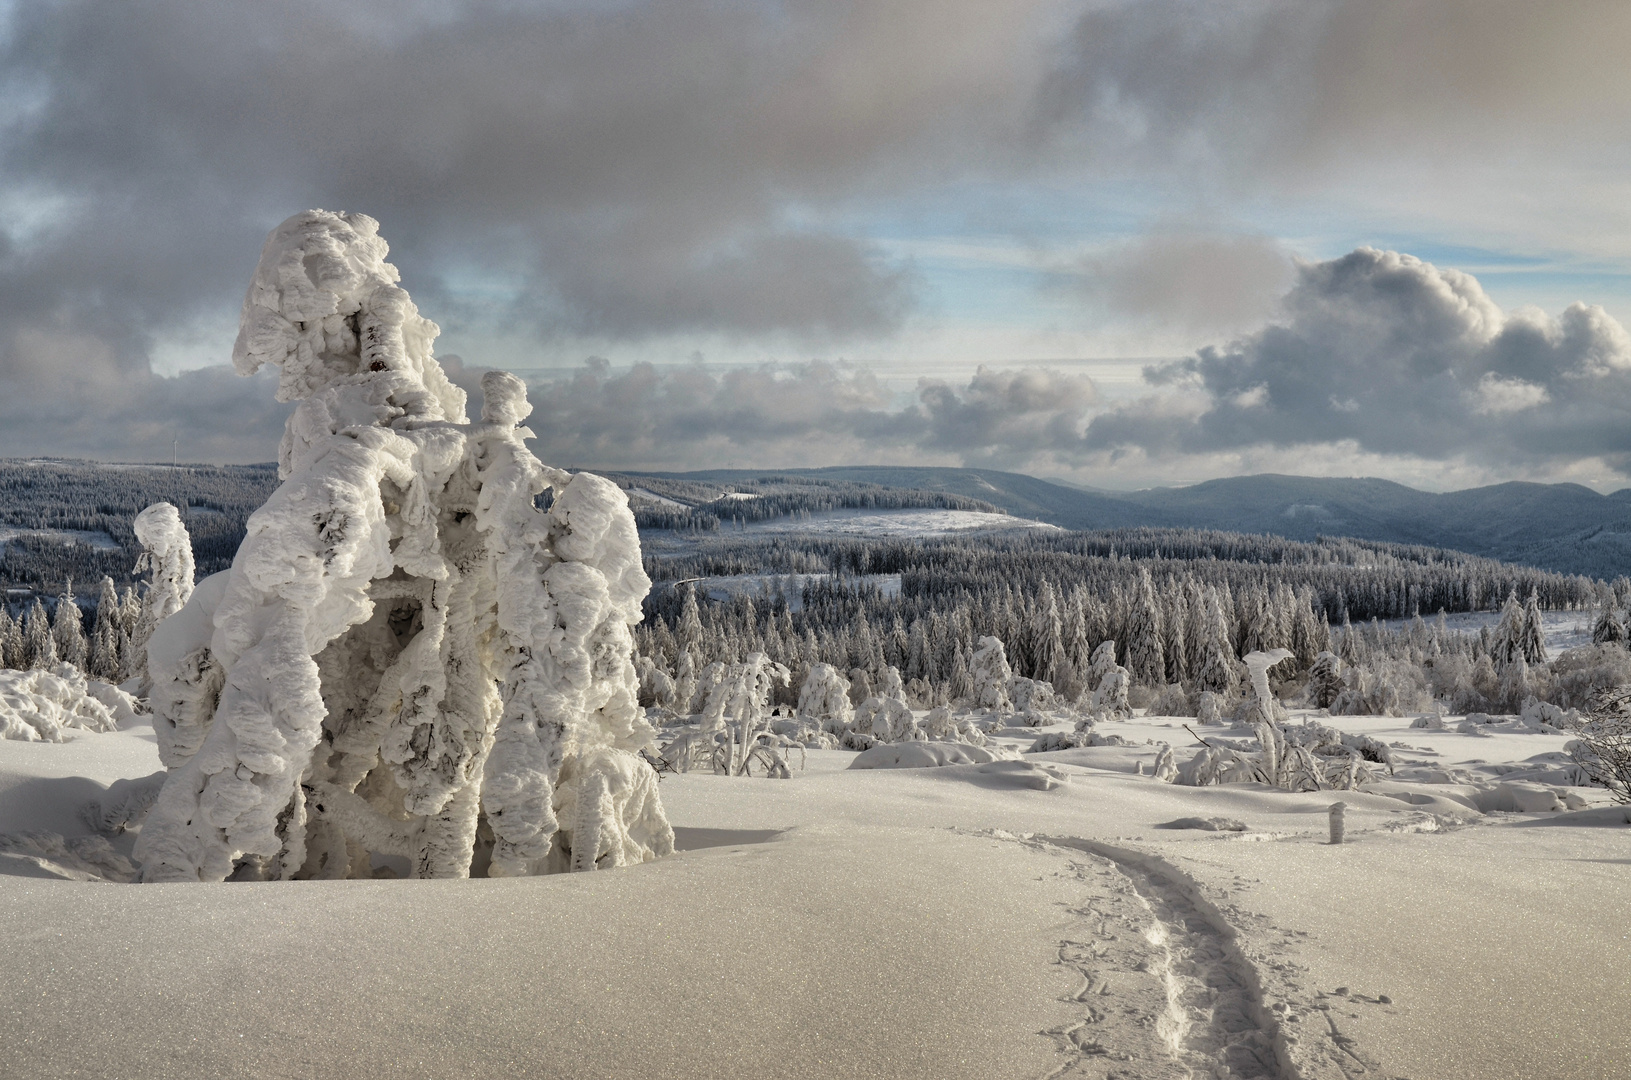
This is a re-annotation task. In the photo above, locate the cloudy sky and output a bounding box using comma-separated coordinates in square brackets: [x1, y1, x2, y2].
[4, 0, 1631, 491]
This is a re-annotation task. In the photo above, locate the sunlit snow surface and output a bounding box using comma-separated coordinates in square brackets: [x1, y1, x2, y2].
[1, 708, 1626, 1079]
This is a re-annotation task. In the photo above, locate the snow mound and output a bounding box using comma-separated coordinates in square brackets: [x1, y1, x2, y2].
[848, 742, 1017, 769]
[0, 666, 122, 742]
[973, 760, 1071, 790]
[1156, 816, 1249, 832]
[0, 831, 137, 882]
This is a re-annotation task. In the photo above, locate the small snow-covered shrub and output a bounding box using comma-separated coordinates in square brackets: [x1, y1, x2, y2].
[1147, 683, 1192, 717]
[1569, 687, 1631, 804]
[1010, 676, 1057, 725]
[1330, 657, 1433, 716]
[1028, 729, 1127, 752]
[855, 694, 919, 742]
[1196, 691, 1224, 725]
[1520, 698, 1578, 730]
[0, 665, 121, 742]
[1175, 745, 1258, 786]
[1548, 645, 1631, 710]
[665, 653, 802, 776]
[798, 663, 854, 734]
[1090, 667, 1132, 719]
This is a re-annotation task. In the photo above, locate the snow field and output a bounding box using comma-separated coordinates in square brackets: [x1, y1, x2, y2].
[2, 706, 1626, 1078]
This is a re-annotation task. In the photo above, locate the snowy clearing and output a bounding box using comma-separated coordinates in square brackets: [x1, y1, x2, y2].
[731, 507, 1056, 538]
[0, 526, 120, 551]
[2, 706, 1625, 1080]
[667, 571, 901, 611]
[1380, 608, 1594, 657]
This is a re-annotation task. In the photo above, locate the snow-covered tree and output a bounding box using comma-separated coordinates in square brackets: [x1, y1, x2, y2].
[1192, 587, 1237, 694]
[87, 577, 124, 681]
[1518, 589, 1548, 665]
[129, 502, 196, 692]
[136, 211, 672, 882]
[22, 598, 56, 671]
[0, 607, 20, 670]
[1488, 590, 1525, 670]
[51, 583, 88, 672]
[794, 661, 851, 734]
[1125, 566, 1165, 687]
[969, 636, 1014, 713]
[1591, 595, 1627, 647]
[1308, 651, 1344, 710]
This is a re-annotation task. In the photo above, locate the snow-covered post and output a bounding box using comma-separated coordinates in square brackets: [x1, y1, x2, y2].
[1328, 802, 1346, 845]
[130, 503, 195, 692]
[134, 211, 672, 881]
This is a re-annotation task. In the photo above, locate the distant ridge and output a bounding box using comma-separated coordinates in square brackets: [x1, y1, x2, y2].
[610, 467, 1631, 578]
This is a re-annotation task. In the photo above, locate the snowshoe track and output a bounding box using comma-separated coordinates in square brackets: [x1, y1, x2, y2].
[1031, 837, 1299, 1080]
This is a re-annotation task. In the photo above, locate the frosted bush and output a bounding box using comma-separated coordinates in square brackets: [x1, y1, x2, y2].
[1520, 698, 1578, 730]
[1569, 687, 1631, 804]
[135, 211, 671, 882]
[1147, 682, 1192, 717]
[1195, 690, 1224, 725]
[0, 665, 122, 742]
[855, 694, 919, 741]
[1176, 745, 1257, 786]
[1548, 644, 1631, 709]
[664, 653, 801, 776]
[1009, 676, 1057, 726]
[1090, 667, 1132, 719]
[1027, 729, 1128, 753]
[797, 662, 854, 733]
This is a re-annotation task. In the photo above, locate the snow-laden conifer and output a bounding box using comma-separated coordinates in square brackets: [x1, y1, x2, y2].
[1125, 566, 1165, 687]
[135, 211, 670, 881]
[969, 636, 1014, 713]
[51, 582, 88, 672]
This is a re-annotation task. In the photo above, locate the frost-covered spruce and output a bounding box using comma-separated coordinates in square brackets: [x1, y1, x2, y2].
[1518, 589, 1549, 665]
[1125, 566, 1165, 687]
[1308, 651, 1344, 710]
[1488, 590, 1526, 670]
[51, 583, 88, 673]
[135, 210, 672, 882]
[969, 636, 1014, 714]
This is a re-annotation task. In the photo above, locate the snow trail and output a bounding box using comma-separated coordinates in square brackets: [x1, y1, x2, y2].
[1025, 836, 1297, 1079]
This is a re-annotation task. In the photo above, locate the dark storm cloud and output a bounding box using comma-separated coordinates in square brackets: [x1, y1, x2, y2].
[1083, 249, 1631, 471]
[515, 360, 1099, 472]
[0, 0, 1045, 345]
[1036, 0, 1631, 176]
[3, 0, 1630, 469]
